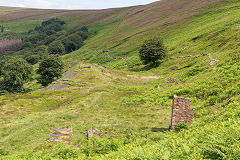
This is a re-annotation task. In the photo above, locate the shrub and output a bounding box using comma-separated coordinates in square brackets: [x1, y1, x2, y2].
[48, 41, 65, 55]
[54, 148, 78, 159]
[139, 37, 167, 64]
[83, 137, 120, 156]
[37, 55, 64, 86]
[0, 25, 4, 33]
[80, 26, 88, 32]
[175, 123, 188, 132]
[1, 57, 33, 92]
[0, 148, 9, 156]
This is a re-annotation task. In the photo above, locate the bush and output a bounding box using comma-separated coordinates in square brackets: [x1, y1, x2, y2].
[0, 148, 9, 156]
[25, 55, 40, 65]
[175, 123, 188, 132]
[139, 37, 167, 64]
[1, 57, 33, 92]
[37, 55, 64, 86]
[83, 137, 120, 156]
[48, 41, 65, 55]
[54, 148, 78, 159]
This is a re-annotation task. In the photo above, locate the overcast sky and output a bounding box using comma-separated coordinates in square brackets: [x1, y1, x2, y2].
[0, 0, 158, 9]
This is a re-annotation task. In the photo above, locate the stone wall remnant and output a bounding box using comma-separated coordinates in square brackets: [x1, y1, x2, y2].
[170, 95, 194, 130]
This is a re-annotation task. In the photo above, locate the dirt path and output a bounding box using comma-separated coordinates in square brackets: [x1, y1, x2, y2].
[61, 72, 76, 79]
[39, 83, 69, 92]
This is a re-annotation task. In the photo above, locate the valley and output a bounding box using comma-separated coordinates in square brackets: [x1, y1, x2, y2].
[0, 0, 240, 159]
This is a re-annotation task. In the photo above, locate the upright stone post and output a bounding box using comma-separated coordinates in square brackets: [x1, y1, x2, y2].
[170, 95, 194, 130]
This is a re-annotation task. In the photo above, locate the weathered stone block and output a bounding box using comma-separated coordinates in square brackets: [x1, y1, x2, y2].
[210, 59, 219, 66]
[170, 95, 194, 130]
[87, 128, 100, 139]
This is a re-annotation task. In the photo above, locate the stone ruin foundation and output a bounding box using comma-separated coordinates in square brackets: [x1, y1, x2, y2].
[170, 95, 194, 130]
[35, 127, 72, 150]
[45, 127, 73, 144]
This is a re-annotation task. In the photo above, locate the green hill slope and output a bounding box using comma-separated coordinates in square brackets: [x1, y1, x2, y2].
[1, 0, 240, 159]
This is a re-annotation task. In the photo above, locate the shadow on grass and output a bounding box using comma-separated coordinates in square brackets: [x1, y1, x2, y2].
[151, 127, 169, 132]
[130, 62, 161, 72]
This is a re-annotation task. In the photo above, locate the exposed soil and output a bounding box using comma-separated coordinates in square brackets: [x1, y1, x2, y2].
[39, 83, 68, 92]
[127, 75, 161, 80]
[61, 72, 76, 79]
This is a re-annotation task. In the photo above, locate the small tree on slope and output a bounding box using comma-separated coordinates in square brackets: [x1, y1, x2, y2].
[139, 37, 167, 65]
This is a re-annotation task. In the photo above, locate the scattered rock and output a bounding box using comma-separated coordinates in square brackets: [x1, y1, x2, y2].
[202, 53, 210, 57]
[62, 80, 70, 82]
[83, 66, 91, 69]
[163, 59, 169, 62]
[210, 59, 219, 66]
[165, 78, 177, 84]
[87, 128, 100, 139]
[103, 50, 109, 53]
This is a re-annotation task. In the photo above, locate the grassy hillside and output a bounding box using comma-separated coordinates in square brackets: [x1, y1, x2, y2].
[1, 0, 240, 159]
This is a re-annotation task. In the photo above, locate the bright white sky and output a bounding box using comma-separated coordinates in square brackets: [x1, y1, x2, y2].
[0, 0, 158, 9]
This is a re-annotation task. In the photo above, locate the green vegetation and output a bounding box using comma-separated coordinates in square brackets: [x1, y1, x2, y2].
[139, 37, 167, 65]
[1, 0, 240, 159]
[37, 55, 64, 86]
[0, 17, 90, 92]
[0, 25, 4, 33]
[1, 57, 33, 92]
[48, 41, 65, 55]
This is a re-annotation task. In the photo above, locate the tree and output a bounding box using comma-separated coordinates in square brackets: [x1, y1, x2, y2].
[33, 45, 49, 59]
[63, 34, 83, 53]
[139, 37, 167, 64]
[0, 25, 4, 33]
[37, 55, 64, 86]
[1, 57, 33, 92]
[25, 55, 40, 65]
[80, 26, 88, 32]
[48, 41, 65, 55]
